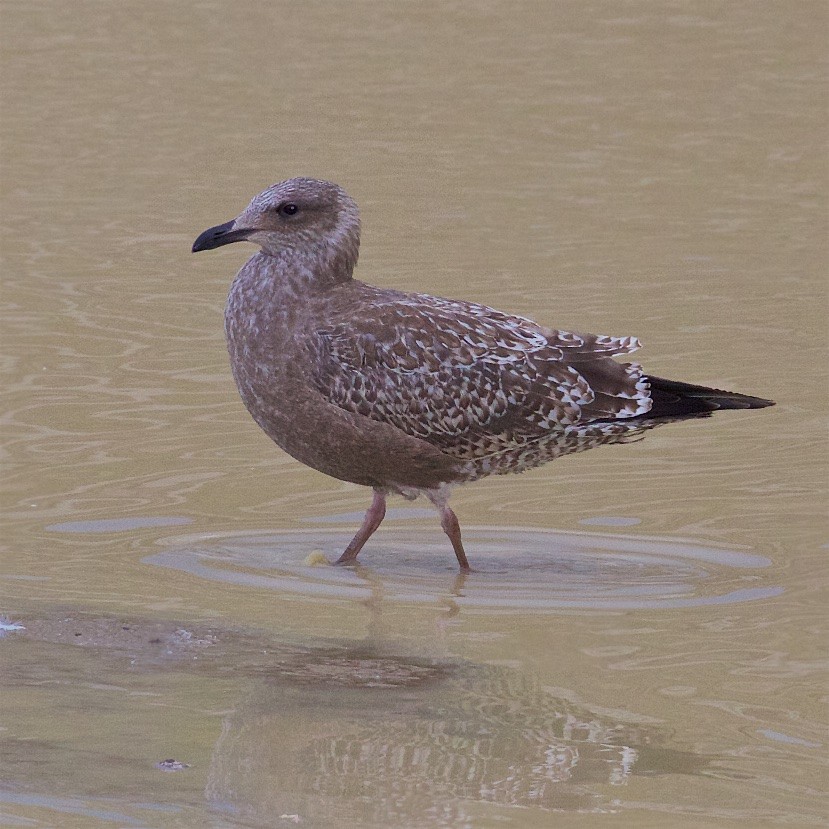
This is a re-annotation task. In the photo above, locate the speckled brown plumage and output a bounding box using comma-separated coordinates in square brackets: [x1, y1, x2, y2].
[193, 178, 774, 571]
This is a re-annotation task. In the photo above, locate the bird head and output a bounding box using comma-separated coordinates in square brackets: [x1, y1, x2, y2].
[193, 178, 361, 281]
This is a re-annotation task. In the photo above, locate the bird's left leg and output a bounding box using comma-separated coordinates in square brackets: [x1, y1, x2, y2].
[427, 488, 471, 573]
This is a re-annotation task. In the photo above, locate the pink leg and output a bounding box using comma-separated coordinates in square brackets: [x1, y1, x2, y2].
[439, 504, 471, 573]
[334, 489, 386, 565]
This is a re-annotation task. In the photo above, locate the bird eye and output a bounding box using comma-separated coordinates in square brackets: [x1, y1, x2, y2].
[279, 203, 299, 216]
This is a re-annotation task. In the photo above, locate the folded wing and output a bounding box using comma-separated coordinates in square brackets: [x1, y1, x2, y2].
[311, 288, 652, 461]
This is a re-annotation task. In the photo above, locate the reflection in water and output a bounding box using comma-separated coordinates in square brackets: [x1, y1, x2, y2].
[206, 661, 706, 825]
[145, 526, 781, 611]
[6, 613, 822, 827]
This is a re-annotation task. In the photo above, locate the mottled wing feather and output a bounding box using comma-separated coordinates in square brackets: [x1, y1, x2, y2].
[311, 290, 651, 461]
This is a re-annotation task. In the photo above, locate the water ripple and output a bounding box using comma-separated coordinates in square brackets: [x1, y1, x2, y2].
[144, 527, 781, 612]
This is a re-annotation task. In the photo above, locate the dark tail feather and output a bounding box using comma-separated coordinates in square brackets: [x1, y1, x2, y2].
[643, 375, 775, 418]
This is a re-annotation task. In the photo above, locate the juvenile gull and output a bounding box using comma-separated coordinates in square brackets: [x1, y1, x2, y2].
[193, 178, 773, 572]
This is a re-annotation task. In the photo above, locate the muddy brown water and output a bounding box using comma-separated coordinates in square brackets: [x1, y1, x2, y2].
[1, 2, 826, 827]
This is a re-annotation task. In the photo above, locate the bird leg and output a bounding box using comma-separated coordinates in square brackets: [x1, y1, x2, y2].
[426, 489, 471, 572]
[438, 504, 472, 573]
[432, 501, 472, 573]
[334, 489, 386, 565]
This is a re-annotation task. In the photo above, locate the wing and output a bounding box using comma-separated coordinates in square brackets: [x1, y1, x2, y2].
[310, 288, 651, 460]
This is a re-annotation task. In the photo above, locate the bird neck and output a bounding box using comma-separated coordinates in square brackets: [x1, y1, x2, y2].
[260, 237, 357, 292]
[226, 252, 349, 337]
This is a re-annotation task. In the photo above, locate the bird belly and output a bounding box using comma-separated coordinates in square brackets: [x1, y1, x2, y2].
[227, 342, 461, 490]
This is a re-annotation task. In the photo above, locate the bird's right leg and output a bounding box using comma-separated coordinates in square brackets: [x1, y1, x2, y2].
[334, 489, 387, 565]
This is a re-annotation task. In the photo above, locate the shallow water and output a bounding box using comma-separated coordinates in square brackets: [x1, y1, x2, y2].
[1, 2, 827, 827]
[144, 522, 781, 610]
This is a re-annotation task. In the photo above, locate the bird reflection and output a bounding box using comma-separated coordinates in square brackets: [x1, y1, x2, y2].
[204, 658, 707, 825]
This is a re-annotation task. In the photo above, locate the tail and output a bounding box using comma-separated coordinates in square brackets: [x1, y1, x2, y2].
[643, 375, 775, 418]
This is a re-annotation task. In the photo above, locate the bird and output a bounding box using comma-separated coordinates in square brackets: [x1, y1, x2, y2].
[192, 178, 774, 572]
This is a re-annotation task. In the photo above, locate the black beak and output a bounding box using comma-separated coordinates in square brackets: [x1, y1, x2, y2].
[192, 220, 252, 252]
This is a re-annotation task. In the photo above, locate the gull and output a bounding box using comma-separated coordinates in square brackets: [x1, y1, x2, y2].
[193, 178, 773, 571]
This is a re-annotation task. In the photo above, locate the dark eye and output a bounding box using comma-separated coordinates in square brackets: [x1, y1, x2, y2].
[279, 203, 299, 216]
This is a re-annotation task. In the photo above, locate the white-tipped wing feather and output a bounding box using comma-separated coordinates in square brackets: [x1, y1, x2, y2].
[311, 285, 652, 463]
